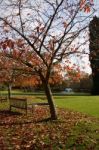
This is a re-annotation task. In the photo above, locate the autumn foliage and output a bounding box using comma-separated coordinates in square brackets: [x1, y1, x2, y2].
[0, 0, 95, 119]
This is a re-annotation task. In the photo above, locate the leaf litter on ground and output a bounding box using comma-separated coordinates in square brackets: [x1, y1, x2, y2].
[0, 107, 99, 150]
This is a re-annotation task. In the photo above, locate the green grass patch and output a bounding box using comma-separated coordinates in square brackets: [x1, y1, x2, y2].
[54, 96, 99, 118]
[0, 95, 99, 149]
[0, 101, 9, 110]
[66, 121, 99, 149]
[0, 95, 99, 118]
[0, 107, 99, 149]
[0, 90, 90, 96]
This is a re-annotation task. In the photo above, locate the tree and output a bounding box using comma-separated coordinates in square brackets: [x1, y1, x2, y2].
[0, 52, 38, 98]
[89, 16, 99, 95]
[0, 54, 16, 99]
[0, 53, 24, 99]
[79, 73, 92, 92]
[0, 0, 94, 119]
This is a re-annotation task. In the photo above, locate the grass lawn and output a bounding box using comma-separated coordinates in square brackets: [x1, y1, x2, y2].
[0, 95, 99, 149]
[0, 94, 99, 118]
[54, 96, 99, 118]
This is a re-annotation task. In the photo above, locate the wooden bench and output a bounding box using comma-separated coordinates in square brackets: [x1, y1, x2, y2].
[0, 96, 7, 103]
[9, 97, 49, 114]
[9, 97, 28, 114]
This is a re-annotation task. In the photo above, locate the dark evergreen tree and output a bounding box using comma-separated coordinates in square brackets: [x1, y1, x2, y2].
[89, 16, 99, 95]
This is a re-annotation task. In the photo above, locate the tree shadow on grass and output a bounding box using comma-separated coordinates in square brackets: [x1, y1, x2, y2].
[0, 110, 52, 126]
[0, 110, 21, 116]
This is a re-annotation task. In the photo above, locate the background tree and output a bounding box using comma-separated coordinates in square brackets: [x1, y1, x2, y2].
[79, 73, 92, 92]
[15, 75, 40, 91]
[89, 16, 99, 95]
[0, 54, 16, 99]
[0, 52, 38, 98]
[0, 0, 94, 119]
[0, 54, 24, 99]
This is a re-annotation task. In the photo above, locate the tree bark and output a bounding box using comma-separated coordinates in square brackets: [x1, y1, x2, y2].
[8, 84, 11, 99]
[44, 82, 57, 120]
[89, 17, 99, 95]
[91, 72, 99, 95]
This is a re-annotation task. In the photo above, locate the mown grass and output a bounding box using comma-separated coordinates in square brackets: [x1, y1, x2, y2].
[0, 95, 99, 149]
[54, 96, 99, 118]
[31, 95, 99, 118]
[66, 121, 99, 149]
[0, 90, 90, 96]
[0, 94, 99, 118]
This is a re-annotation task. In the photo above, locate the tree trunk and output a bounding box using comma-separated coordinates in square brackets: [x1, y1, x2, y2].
[91, 72, 99, 95]
[8, 84, 11, 99]
[89, 17, 99, 95]
[44, 82, 57, 120]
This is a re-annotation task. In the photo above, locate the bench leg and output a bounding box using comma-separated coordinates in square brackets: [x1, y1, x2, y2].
[32, 105, 36, 113]
[9, 106, 11, 111]
[26, 108, 27, 115]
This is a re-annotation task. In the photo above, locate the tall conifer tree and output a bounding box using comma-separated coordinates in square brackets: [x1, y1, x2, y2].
[89, 16, 99, 95]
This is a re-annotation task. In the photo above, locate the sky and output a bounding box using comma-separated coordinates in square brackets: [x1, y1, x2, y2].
[72, 0, 99, 74]
[94, 0, 99, 16]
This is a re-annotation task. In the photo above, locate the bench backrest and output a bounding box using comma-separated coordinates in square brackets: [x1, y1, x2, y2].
[0, 96, 7, 99]
[10, 98, 27, 109]
[0, 96, 7, 102]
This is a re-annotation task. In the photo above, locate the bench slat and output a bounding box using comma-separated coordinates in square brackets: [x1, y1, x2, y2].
[9, 98, 49, 114]
[0, 97, 7, 102]
[9, 97, 27, 114]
